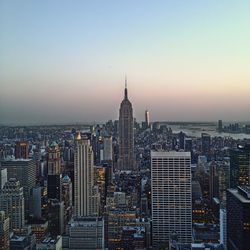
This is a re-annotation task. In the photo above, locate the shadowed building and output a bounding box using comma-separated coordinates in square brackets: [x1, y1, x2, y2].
[15, 141, 29, 159]
[229, 144, 250, 188]
[117, 79, 136, 171]
[227, 186, 250, 250]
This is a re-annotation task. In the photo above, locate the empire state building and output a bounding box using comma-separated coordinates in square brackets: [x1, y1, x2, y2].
[117, 80, 136, 171]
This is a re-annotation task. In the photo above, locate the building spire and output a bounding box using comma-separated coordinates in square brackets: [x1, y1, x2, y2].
[124, 75, 128, 99]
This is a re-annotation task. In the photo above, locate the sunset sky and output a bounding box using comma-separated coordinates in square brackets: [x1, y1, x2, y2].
[1, 0, 250, 124]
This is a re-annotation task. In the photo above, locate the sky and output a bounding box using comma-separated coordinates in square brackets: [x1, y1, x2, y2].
[0, 0, 250, 124]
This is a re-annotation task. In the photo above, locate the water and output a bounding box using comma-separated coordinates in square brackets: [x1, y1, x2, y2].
[169, 125, 250, 140]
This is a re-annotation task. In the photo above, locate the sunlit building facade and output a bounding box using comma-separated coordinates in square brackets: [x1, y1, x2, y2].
[151, 151, 192, 248]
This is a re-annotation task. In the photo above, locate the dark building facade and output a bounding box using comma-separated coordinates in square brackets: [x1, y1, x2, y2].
[201, 133, 211, 156]
[15, 141, 29, 159]
[117, 81, 136, 171]
[229, 144, 250, 188]
[227, 186, 250, 250]
[47, 142, 62, 201]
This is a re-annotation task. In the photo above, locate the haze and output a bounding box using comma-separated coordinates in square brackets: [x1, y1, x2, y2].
[1, 0, 250, 125]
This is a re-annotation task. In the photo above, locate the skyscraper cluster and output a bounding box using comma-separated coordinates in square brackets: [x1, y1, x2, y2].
[0, 81, 250, 250]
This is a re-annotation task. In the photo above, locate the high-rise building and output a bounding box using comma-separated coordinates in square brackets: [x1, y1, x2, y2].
[117, 80, 136, 171]
[0, 168, 7, 189]
[220, 208, 227, 249]
[145, 110, 150, 128]
[74, 133, 99, 217]
[201, 133, 211, 156]
[0, 178, 25, 231]
[179, 131, 185, 150]
[0, 211, 10, 250]
[229, 144, 250, 188]
[227, 186, 250, 250]
[218, 120, 223, 132]
[184, 138, 192, 152]
[103, 136, 113, 161]
[47, 142, 62, 201]
[0, 159, 36, 217]
[63, 217, 104, 250]
[62, 175, 73, 229]
[48, 199, 64, 236]
[15, 141, 29, 159]
[151, 151, 192, 248]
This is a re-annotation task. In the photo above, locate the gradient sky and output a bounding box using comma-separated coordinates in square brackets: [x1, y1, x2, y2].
[1, 0, 250, 124]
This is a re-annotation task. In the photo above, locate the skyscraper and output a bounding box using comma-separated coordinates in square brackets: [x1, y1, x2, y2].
[74, 133, 99, 217]
[103, 136, 113, 161]
[218, 120, 223, 132]
[117, 80, 136, 171]
[201, 133, 211, 156]
[15, 141, 29, 159]
[0, 211, 10, 250]
[229, 144, 250, 188]
[1, 159, 36, 217]
[227, 186, 250, 250]
[0, 178, 25, 231]
[47, 141, 62, 201]
[151, 151, 192, 248]
[145, 110, 150, 128]
[0, 168, 7, 189]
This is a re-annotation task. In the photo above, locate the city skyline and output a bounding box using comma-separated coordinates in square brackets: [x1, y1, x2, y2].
[1, 1, 250, 124]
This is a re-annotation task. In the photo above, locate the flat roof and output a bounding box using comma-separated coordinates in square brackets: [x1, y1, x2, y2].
[151, 150, 191, 158]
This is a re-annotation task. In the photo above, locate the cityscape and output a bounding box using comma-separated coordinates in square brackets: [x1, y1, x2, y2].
[1, 1, 250, 250]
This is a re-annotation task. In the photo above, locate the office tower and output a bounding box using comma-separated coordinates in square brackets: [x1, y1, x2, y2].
[184, 138, 192, 152]
[201, 133, 211, 156]
[47, 142, 62, 201]
[117, 80, 136, 171]
[63, 217, 104, 250]
[0, 211, 10, 250]
[31, 186, 42, 219]
[1, 159, 36, 217]
[48, 199, 64, 236]
[103, 135, 113, 161]
[229, 144, 250, 188]
[62, 175, 73, 228]
[94, 166, 108, 215]
[31, 186, 47, 220]
[145, 110, 150, 128]
[0, 168, 7, 189]
[218, 120, 223, 132]
[220, 208, 227, 249]
[227, 186, 250, 250]
[15, 141, 29, 159]
[209, 162, 219, 203]
[0, 178, 25, 231]
[179, 131, 185, 150]
[151, 151, 192, 248]
[74, 133, 99, 217]
[36, 236, 62, 250]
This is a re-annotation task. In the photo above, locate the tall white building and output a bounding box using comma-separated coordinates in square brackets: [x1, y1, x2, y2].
[103, 136, 113, 161]
[74, 133, 99, 217]
[151, 151, 192, 248]
[0, 178, 25, 231]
